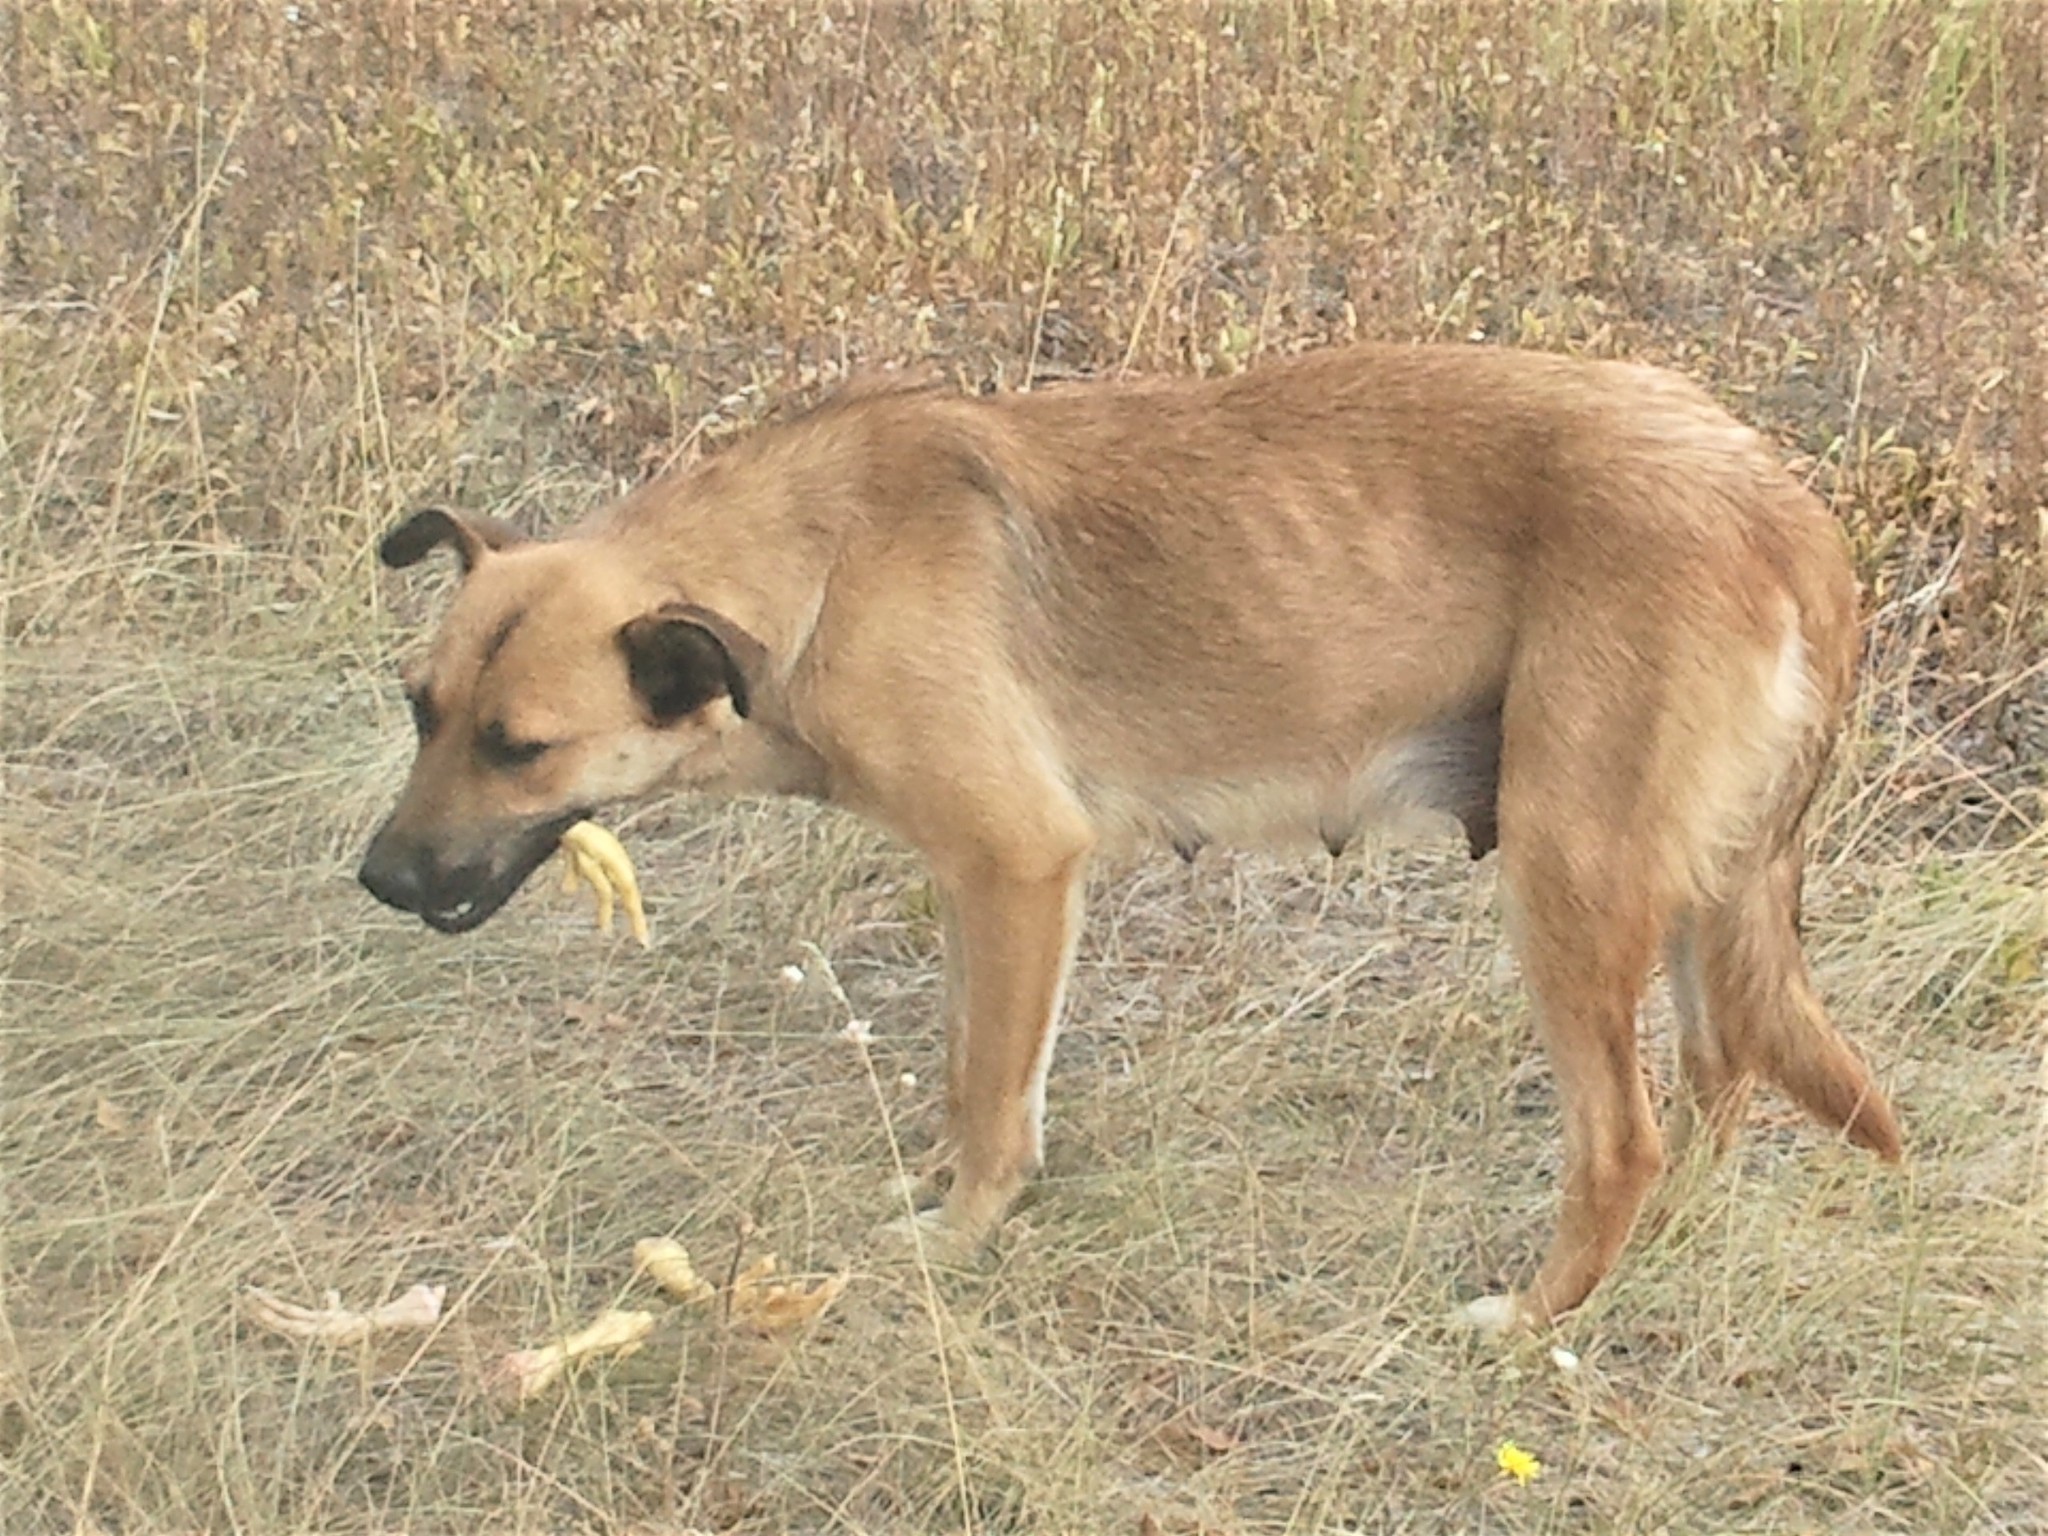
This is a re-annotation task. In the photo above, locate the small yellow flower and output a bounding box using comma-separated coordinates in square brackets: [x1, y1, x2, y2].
[1496, 1440, 1543, 1486]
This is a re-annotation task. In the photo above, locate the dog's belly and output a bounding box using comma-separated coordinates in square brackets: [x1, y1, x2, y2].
[1072, 706, 1501, 862]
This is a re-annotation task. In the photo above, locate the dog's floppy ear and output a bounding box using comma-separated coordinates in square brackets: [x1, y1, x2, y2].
[617, 602, 770, 724]
[379, 508, 527, 574]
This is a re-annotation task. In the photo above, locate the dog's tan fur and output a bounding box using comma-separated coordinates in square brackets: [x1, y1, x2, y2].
[360, 342, 1903, 1328]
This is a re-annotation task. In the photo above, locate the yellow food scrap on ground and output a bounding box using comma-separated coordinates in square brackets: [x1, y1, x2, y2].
[557, 821, 651, 947]
[634, 1237, 716, 1304]
[489, 1308, 655, 1405]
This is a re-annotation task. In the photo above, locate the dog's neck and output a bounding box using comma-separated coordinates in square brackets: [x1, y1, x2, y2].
[587, 462, 842, 680]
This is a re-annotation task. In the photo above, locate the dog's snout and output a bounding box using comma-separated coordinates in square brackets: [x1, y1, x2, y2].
[358, 811, 579, 934]
[357, 832, 430, 914]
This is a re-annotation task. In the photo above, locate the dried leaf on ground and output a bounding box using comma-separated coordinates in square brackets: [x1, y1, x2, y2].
[728, 1255, 849, 1335]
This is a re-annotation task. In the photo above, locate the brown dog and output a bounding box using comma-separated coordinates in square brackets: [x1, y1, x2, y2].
[358, 342, 1902, 1329]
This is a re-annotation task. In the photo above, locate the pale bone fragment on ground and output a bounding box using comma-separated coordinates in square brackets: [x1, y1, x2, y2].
[242, 1283, 446, 1346]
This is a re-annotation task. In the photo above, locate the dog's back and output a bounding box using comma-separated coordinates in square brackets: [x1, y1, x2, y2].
[761, 346, 1857, 880]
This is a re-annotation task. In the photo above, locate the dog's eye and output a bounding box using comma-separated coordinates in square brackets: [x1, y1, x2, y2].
[477, 720, 551, 769]
[407, 688, 439, 740]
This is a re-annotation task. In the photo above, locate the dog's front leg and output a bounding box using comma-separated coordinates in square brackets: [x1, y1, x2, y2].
[921, 851, 1088, 1251]
[934, 888, 969, 1174]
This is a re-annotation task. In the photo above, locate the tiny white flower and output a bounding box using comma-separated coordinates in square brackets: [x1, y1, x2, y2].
[777, 964, 806, 992]
[839, 1018, 874, 1044]
[897, 1072, 917, 1090]
[1550, 1345, 1580, 1373]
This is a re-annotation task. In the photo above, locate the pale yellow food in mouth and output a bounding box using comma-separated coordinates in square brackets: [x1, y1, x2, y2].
[557, 820, 651, 947]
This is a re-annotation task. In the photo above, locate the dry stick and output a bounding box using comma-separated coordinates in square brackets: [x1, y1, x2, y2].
[684, 1218, 753, 1504]
[1119, 164, 1206, 381]
[2033, 1019, 2048, 1259]
[73, 1072, 315, 1531]
[799, 941, 979, 1536]
[679, 1243, 832, 1529]
[107, 99, 251, 571]
[853, 1035, 979, 1536]
[1024, 182, 1068, 388]
[677, 1205, 765, 1514]
[369, 1169, 590, 1514]
[1813, 344, 1875, 502]
[1820, 650, 2048, 877]
[351, 200, 404, 609]
[678, 1206, 853, 1531]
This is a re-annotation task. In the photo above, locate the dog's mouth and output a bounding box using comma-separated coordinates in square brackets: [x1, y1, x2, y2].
[419, 897, 505, 935]
[410, 808, 591, 935]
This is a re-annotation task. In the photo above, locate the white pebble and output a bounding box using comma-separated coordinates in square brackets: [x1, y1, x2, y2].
[1550, 1345, 1580, 1373]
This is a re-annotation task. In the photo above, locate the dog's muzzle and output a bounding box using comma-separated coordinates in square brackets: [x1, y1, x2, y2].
[357, 809, 589, 934]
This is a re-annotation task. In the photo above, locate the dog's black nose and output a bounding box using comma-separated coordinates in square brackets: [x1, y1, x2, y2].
[358, 837, 427, 914]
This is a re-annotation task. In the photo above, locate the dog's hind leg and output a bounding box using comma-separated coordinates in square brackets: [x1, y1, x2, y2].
[1462, 629, 1689, 1333]
[1665, 910, 1753, 1161]
[1474, 829, 1670, 1332]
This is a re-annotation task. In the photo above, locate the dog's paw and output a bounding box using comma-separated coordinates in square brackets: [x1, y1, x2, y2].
[876, 1170, 932, 1208]
[875, 1159, 951, 1212]
[1455, 1293, 1531, 1339]
[870, 1207, 987, 1269]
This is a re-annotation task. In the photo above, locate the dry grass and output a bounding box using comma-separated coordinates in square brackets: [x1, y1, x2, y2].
[2, 3, 2044, 1533]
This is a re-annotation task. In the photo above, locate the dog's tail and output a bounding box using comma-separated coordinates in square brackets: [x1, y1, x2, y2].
[1667, 831, 1903, 1161]
[1663, 526, 1901, 1164]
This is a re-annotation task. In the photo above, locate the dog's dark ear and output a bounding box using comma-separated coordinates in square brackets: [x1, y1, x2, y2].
[617, 603, 768, 724]
[379, 508, 527, 573]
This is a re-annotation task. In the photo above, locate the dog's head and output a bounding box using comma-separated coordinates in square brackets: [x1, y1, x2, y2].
[356, 507, 766, 934]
